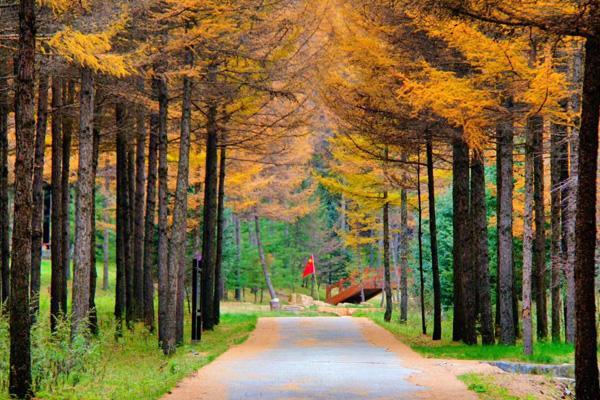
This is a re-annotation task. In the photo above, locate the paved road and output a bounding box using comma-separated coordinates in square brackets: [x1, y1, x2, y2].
[164, 317, 480, 400]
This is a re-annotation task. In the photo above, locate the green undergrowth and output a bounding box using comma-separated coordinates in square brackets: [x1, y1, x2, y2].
[358, 311, 575, 365]
[459, 373, 537, 400]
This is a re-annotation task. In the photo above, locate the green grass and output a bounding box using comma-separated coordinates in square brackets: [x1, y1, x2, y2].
[358, 311, 575, 365]
[1, 261, 262, 400]
[459, 373, 537, 400]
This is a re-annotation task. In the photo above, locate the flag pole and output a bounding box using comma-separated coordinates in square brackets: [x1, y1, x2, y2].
[312, 255, 319, 302]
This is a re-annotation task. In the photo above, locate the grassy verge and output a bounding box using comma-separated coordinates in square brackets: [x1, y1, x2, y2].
[357, 311, 574, 364]
[1, 261, 339, 399]
[459, 373, 536, 400]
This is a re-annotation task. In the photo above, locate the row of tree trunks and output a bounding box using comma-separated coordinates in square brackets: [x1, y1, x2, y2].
[9, 0, 36, 397]
[0, 54, 9, 306]
[30, 75, 48, 319]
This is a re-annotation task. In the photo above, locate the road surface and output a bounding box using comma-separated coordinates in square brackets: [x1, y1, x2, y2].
[164, 317, 487, 399]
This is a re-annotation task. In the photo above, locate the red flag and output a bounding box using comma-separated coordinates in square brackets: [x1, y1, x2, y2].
[302, 255, 315, 278]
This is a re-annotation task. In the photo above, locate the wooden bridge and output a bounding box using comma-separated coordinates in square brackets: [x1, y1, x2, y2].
[325, 268, 399, 305]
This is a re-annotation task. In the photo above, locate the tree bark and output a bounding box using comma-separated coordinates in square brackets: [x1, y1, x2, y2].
[522, 118, 535, 356]
[234, 214, 242, 301]
[155, 72, 170, 349]
[30, 74, 48, 318]
[50, 76, 64, 331]
[0, 55, 9, 306]
[564, 45, 581, 345]
[214, 139, 227, 325]
[143, 95, 158, 333]
[61, 81, 73, 286]
[71, 68, 95, 335]
[531, 114, 547, 341]
[383, 197, 393, 322]
[88, 104, 100, 335]
[114, 103, 127, 337]
[200, 98, 218, 331]
[453, 138, 475, 344]
[102, 168, 110, 291]
[170, 55, 192, 348]
[550, 121, 565, 343]
[573, 35, 600, 400]
[133, 105, 146, 322]
[426, 139, 441, 341]
[126, 136, 135, 326]
[9, 0, 36, 395]
[254, 215, 276, 300]
[417, 150, 426, 335]
[471, 150, 494, 345]
[399, 188, 408, 323]
[497, 100, 516, 345]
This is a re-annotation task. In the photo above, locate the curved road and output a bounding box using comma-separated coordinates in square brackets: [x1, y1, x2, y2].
[164, 317, 482, 400]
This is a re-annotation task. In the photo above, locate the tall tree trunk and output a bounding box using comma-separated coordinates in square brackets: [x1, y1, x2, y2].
[0, 55, 9, 306]
[50, 77, 64, 331]
[102, 167, 110, 291]
[143, 95, 158, 333]
[134, 105, 146, 322]
[531, 114, 547, 341]
[200, 97, 218, 331]
[383, 197, 393, 322]
[170, 55, 192, 348]
[550, 122, 565, 343]
[114, 103, 127, 337]
[155, 72, 170, 349]
[71, 68, 95, 335]
[522, 118, 535, 357]
[126, 138, 135, 326]
[497, 99, 516, 345]
[471, 150, 494, 345]
[427, 139, 441, 341]
[214, 139, 227, 325]
[62, 81, 73, 286]
[30, 74, 48, 318]
[399, 187, 408, 323]
[254, 215, 276, 300]
[88, 104, 100, 335]
[234, 214, 242, 301]
[573, 35, 600, 400]
[453, 138, 475, 344]
[564, 45, 581, 345]
[417, 150, 426, 335]
[9, 0, 36, 395]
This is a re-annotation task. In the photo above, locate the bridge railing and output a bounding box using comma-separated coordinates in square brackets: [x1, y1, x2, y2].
[325, 267, 399, 302]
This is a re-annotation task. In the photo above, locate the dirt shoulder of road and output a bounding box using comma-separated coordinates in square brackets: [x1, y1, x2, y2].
[356, 317, 571, 400]
[162, 318, 281, 400]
